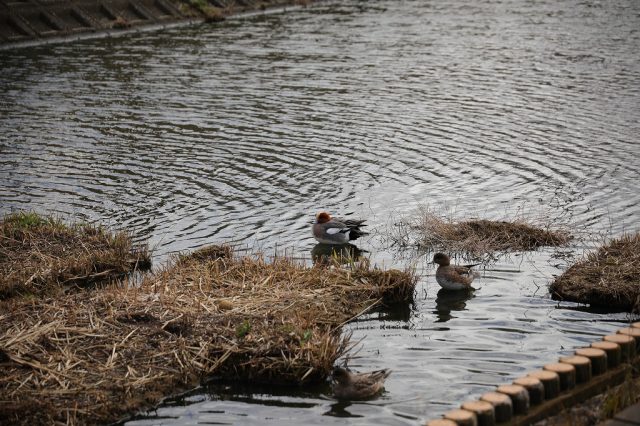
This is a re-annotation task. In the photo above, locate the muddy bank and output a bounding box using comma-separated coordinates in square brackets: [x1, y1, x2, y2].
[0, 0, 315, 47]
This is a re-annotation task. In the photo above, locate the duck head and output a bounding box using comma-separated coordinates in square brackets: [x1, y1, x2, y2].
[315, 211, 332, 224]
[332, 366, 350, 385]
[432, 252, 451, 266]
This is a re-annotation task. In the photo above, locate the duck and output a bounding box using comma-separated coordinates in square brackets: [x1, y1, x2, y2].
[312, 212, 367, 245]
[331, 366, 391, 400]
[432, 252, 480, 291]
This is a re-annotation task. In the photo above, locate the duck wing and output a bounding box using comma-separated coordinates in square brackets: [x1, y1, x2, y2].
[323, 221, 351, 236]
[344, 369, 390, 399]
[352, 368, 391, 385]
[336, 218, 368, 240]
[452, 265, 473, 275]
[452, 265, 481, 280]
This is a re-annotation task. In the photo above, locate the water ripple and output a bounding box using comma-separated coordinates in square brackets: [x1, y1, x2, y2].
[1, 0, 640, 423]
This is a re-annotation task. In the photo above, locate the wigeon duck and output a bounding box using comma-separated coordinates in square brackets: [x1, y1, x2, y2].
[312, 212, 367, 245]
[432, 252, 480, 291]
[331, 366, 391, 400]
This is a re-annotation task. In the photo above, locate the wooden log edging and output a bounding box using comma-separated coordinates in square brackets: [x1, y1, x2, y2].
[425, 323, 640, 426]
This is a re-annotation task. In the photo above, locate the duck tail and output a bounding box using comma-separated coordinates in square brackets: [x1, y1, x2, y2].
[374, 368, 392, 381]
[348, 228, 368, 241]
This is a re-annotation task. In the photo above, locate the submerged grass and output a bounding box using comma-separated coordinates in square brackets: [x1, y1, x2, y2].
[391, 206, 572, 259]
[0, 211, 151, 300]
[550, 232, 640, 312]
[0, 244, 416, 425]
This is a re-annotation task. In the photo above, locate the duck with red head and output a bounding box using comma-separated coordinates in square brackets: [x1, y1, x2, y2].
[432, 252, 480, 291]
[312, 212, 367, 245]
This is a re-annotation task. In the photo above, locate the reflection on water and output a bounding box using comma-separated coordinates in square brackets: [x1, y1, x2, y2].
[434, 289, 475, 323]
[324, 401, 366, 419]
[311, 242, 366, 265]
[1, 0, 640, 423]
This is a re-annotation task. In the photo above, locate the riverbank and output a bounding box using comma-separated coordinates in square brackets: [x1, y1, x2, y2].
[0, 0, 316, 48]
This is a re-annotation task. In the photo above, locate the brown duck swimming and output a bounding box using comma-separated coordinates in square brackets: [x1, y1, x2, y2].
[331, 366, 391, 400]
[432, 252, 480, 291]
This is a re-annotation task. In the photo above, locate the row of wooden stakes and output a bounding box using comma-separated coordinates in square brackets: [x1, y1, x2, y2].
[425, 323, 640, 426]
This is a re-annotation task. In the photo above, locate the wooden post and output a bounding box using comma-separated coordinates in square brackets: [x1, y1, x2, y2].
[496, 384, 530, 415]
[591, 341, 621, 369]
[460, 401, 495, 426]
[443, 408, 478, 426]
[559, 355, 591, 383]
[425, 419, 458, 426]
[513, 376, 545, 405]
[617, 327, 640, 352]
[480, 392, 512, 423]
[575, 347, 607, 375]
[544, 363, 576, 391]
[527, 370, 560, 400]
[603, 334, 635, 361]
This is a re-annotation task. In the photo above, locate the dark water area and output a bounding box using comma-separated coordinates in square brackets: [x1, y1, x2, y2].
[1, 0, 640, 424]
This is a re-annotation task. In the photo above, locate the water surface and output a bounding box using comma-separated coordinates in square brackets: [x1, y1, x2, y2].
[1, 0, 640, 423]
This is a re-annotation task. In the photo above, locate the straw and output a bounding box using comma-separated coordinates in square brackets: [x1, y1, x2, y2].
[0, 244, 416, 425]
[550, 232, 640, 311]
[0, 212, 151, 300]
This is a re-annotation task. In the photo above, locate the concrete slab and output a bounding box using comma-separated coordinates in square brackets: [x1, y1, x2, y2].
[614, 403, 640, 424]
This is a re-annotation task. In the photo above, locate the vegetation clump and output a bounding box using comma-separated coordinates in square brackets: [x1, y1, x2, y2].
[550, 232, 640, 312]
[0, 244, 416, 425]
[391, 207, 571, 259]
[0, 211, 150, 300]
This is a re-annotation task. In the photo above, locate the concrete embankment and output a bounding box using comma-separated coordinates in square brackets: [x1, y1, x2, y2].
[0, 0, 311, 47]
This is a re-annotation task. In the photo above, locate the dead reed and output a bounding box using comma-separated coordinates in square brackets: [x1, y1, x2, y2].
[550, 232, 640, 312]
[0, 244, 416, 425]
[0, 211, 151, 300]
[391, 207, 571, 259]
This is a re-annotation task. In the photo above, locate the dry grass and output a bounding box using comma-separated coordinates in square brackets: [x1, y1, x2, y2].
[550, 232, 640, 312]
[0, 212, 151, 300]
[0, 244, 416, 425]
[391, 207, 572, 259]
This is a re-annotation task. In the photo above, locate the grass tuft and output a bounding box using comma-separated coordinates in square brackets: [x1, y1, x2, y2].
[0, 211, 151, 300]
[550, 232, 640, 312]
[390, 206, 572, 260]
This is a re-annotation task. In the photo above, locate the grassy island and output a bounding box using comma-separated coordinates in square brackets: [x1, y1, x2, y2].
[1, 236, 416, 425]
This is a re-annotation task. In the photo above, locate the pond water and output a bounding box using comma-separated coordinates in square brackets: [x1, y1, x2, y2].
[1, 0, 640, 424]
